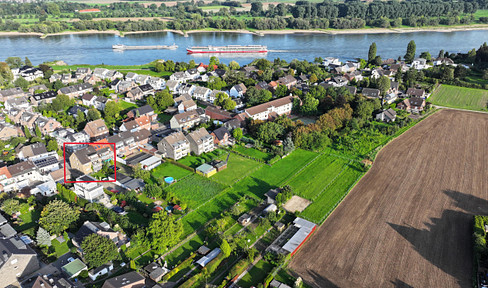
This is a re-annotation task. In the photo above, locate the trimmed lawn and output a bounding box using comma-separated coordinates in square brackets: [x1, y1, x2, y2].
[429, 84, 488, 111]
[288, 155, 349, 200]
[16, 205, 40, 236]
[251, 149, 318, 188]
[119, 100, 138, 110]
[300, 163, 364, 224]
[233, 145, 272, 162]
[238, 260, 275, 288]
[150, 162, 193, 182]
[165, 174, 227, 209]
[164, 233, 205, 266]
[52, 238, 70, 257]
[177, 149, 225, 168]
[211, 153, 262, 185]
[180, 149, 318, 235]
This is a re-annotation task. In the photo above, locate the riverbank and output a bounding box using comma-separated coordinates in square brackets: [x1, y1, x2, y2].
[1, 24, 488, 39]
[0, 29, 185, 38]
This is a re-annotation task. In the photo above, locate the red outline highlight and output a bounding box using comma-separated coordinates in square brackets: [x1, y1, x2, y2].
[63, 142, 117, 183]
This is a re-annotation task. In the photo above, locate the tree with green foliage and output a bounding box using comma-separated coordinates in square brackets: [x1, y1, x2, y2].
[24, 57, 32, 67]
[232, 128, 243, 141]
[300, 94, 319, 115]
[153, 89, 174, 112]
[229, 60, 240, 70]
[87, 108, 101, 121]
[222, 97, 236, 111]
[246, 87, 272, 106]
[144, 184, 163, 198]
[377, 76, 391, 95]
[420, 51, 431, 62]
[103, 101, 121, 126]
[256, 122, 285, 143]
[51, 94, 73, 112]
[52, 80, 64, 90]
[404, 40, 416, 63]
[39, 200, 80, 235]
[46, 139, 58, 152]
[5, 57, 23, 69]
[220, 239, 232, 258]
[35, 125, 42, 138]
[14, 77, 29, 89]
[283, 136, 295, 154]
[275, 84, 288, 98]
[81, 233, 118, 268]
[147, 212, 183, 253]
[36, 227, 51, 247]
[368, 42, 377, 63]
[207, 77, 227, 91]
[23, 126, 31, 139]
[1, 198, 21, 215]
[133, 163, 150, 181]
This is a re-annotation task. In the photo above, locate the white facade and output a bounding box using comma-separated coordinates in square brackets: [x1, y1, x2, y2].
[74, 177, 105, 203]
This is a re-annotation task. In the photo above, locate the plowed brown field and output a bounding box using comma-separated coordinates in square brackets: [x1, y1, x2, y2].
[289, 109, 488, 288]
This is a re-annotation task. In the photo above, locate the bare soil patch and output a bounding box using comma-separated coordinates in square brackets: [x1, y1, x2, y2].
[289, 109, 488, 287]
[283, 195, 311, 213]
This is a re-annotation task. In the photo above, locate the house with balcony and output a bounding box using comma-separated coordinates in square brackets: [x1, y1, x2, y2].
[187, 128, 214, 155]
[157, 131, 190, 160]
[73, 176, 105, 203]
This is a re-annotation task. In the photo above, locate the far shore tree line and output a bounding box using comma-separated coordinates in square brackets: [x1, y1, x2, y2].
[1, 0, 488, 33]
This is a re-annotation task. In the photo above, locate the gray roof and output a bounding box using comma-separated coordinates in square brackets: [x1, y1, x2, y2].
[0, 223, 17, 238]
[0, 87, 24, 98]
[101, 271, 144, 288]
[7, 161, 36, 177]
[130, 105, 154, 116]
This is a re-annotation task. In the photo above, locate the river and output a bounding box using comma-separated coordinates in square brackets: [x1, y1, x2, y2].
[1, 30, 487, 65]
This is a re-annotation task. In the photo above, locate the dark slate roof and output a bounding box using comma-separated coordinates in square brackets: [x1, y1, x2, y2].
[68, 105, 88, 116]
[7, 161, 36, 177]
[361, 88, 380, 98]
[139, 84, 153, 92]
[130, 105, 154, 116]
[32, 91, 57, 101]
[212, 126, 230, 141]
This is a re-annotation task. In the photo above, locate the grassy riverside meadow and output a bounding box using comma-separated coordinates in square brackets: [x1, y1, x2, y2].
[429, 84, 488, 111]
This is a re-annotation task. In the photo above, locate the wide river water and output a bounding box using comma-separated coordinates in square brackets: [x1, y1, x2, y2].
[1, 30, 488, 65]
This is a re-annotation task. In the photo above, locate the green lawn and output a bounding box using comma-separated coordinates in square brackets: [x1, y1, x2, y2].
[164, 233, 205, 266]
[300, 163, 364, 224]
[287, 155, 349, 200]
[158, 113, 172, 123]
[16, 205, 40, 236]
[211, 153, 262, 185]
[119, 101, 138, 110]
[177, 149, 225, 168]
[127, 211, 150, 226]
[233, 145, 273, 162]
[238, 260, 275, 288]
[52, 238, 70, 257]
[165, 174, 227, 209]
[250, 149, 318, 188]
[474, 9, 488, 20]
[180, 149, 318, 235]
[150, 162, 193, 182]
[429, 84, 488, 111]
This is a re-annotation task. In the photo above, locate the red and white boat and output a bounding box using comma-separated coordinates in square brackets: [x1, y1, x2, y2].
[187, 45, 268, 54]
